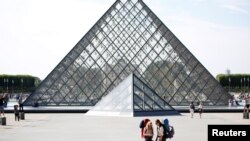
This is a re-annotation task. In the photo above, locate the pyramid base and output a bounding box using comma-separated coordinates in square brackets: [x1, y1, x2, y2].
[134, 110, 180, 117]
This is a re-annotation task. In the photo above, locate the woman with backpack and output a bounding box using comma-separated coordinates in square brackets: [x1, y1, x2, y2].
[143, 121, 154, 141]
[140, 118, 150, 138]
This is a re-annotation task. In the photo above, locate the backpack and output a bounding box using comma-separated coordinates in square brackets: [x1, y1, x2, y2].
[139, 120, 144, 128]
[190, 103, 195, 110]
[139, 119, 150, 138]
[139, 118, 149, 128]
[167, 126, 175, 139]
[163, 118, 174, 139]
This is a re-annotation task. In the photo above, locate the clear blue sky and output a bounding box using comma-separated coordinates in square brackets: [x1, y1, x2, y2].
[0, 0, 250, 79]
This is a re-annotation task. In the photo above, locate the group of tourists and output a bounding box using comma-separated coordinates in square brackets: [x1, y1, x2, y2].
[140, 118, 174, 141]
[189, 101, 203, 118]
[0, 93, 9, 114]
[0, 94, 24, 118]
[228, 94, 250, 114]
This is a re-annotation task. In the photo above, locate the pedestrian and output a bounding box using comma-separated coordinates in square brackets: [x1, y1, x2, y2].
[0, 95, 4, 117]
[155, 119, 166, 141]
[244, 95, 249, 113]
[140, 118, 150, 138]
[228, 98, 232, 107]
[198, 102, 203, 118]
[189, 102, 195, 118]
[3, 93, 9, 108]
[14, 105, 20, 121]
[18, 95, 24, 112]
[143, 121, 154, 141]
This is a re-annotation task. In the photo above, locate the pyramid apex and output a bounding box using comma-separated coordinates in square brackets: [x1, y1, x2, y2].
[116, 0, 143, 2]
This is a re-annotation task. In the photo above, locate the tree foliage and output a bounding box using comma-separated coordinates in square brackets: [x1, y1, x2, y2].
[0, 74, 41, 93]
[216, 74, 250, 92]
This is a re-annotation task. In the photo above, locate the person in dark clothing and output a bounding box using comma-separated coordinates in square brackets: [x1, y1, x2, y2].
[0, 95, 5, 117]
[3, 93, 10, 108]
[18, 96, 24, 112]
[3, 93, 9, 108]
[189, 102, 195, 118]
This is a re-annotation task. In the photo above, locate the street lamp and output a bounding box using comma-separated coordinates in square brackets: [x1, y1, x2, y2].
[248, 78, 249, 94]
[228, 77, 231, 93]
[21, 78, 23, 98]
[241, 78, 243, 93]
[12, 80, 14, 98]
[3, 78, 6, 92]
[244, 77, 246, 93]
[6, 78, 8, 93]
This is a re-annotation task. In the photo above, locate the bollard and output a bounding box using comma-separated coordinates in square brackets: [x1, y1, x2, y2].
[0, 117, 6, 125]
[19, 112, 25, 120]
[243, 112, 249, 119]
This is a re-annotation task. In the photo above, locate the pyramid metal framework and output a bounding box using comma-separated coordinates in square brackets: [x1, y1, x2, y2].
[86, 74, 179, 117]
[24, 0, 231, 106]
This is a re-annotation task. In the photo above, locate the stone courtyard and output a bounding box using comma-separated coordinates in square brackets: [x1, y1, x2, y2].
[1, 113, 249, 141]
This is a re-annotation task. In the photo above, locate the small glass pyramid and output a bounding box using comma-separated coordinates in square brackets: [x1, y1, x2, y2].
[86, 74, 179, 117]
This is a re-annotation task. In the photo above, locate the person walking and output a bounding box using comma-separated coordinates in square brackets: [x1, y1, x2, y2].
[0, 95, 5, 117]
[189, 102, 195, 118]
[143, 121, 154, 141]
[18, 95, 24, 112]
[155, 119, 166, 141]
[140, 118, 150, 138]
[3, 93, 9, 108]
[228, 98, 232, 107]
[244, 95, 249, 113]
[198, 102, 203, 118]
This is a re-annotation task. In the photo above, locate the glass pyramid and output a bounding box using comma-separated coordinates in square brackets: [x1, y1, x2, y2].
[24, 0, 231, 106]
[86, 74, 178, 117]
